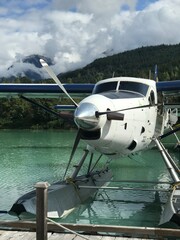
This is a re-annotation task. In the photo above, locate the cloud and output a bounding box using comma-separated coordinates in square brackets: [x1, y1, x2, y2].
[52, 0, 137, 15]
[0, 0, 180, 79]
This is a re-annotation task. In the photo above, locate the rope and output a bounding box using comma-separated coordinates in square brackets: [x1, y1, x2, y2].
[65, 177, 82, 202]
[47, 217, 91, 240]
[172, 181, 180, 191]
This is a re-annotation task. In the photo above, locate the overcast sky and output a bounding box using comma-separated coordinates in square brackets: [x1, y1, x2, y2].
[0, 0, 180, 78]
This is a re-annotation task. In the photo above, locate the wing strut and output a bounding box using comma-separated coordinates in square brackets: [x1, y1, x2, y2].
[154, 138, 180, 183]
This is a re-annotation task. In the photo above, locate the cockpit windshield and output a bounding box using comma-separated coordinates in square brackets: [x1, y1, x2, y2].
[93, 80, 149, 97]
[93, 81, 117, 94]
[119, 81, 149, 96]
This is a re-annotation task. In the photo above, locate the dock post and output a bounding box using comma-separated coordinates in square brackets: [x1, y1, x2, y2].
[35, 182, 50, 240]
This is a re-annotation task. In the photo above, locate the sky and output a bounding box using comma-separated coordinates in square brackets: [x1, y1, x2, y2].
[0, 0, 180, 78]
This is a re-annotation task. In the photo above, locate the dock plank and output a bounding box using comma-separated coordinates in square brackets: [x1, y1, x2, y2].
[75, 235, 103, 240]
[49, 233, 76, 240]
[48, 233, 66, 239]
[0, 230, 159, 240]
[0, 231, 35, 240]
[102, 236, 116, 240]
[9, 231, 35, 240]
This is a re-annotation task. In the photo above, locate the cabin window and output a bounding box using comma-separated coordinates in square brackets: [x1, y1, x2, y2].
[141, 126, 145, 134]
[127, 140, 137, 151]
[93, 81, 118, 94]
[118, 81, 149, 96]
[149, 90, 155, 105]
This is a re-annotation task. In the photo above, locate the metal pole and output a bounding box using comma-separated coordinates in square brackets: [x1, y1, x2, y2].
[71, 149, 89, 179]
[78, 185, 171, 192]
[155, 139, 179, 183]
[35, 182, 50, 240]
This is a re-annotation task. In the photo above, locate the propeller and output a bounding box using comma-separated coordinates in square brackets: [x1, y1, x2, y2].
[63, 129, 82, 180]
[160, 126, 180, 139]
[20, 95, 74, 123]
[96, 103, 159, 119]
[40, 59, 79, 107]
[39, 58, 83, 179]
[107, 112, 124, 121]
[74, 102, 157, 129]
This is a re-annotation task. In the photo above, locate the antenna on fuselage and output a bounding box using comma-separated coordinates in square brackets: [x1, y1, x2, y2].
[149, 69, 152, 79]
[154, 64, 158, 82]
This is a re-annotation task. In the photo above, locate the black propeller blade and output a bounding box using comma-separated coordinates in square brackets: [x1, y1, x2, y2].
[63, 129, 82, 180]
[96, 103, 159, 119]
[20, 95, 74, 123]
[160, 126, 180, 139]
[107, 112, 124, 121]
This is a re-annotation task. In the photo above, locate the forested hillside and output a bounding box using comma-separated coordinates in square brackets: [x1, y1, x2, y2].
[59, 44, 180, 83]
[0, 43, 180, 129]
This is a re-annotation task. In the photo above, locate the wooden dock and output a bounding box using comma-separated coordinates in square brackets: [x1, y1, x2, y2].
[0, 230, 156, 240]
[1, 220, 180, 240]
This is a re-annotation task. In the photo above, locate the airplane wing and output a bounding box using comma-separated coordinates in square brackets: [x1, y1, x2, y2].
[157, 80, 180, 110]
[0, 83, 94, 99]
[0, 80, 179, 116]
[156, 80, 180, 94]
[156, 80, 180, 126]
[0, 80, 179, 99]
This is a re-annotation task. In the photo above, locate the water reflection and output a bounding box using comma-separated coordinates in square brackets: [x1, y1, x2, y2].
[59, 188, 169, 227]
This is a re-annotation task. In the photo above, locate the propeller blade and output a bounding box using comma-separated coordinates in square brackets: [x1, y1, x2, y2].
[96, 104, 158, 118]
[107, 112, 124, 121]
[20, 95, 74, 123]
[58, 111, 74, 122]
[160, 126, 180, 139]
[40, 59, 78, 107]
[63, 129, 82, 180]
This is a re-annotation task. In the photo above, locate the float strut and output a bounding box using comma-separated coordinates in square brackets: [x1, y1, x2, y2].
[71, 149, 89, 180]
[155, 138, 179, 183]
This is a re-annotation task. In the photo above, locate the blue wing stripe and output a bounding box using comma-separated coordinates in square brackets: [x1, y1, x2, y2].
[156, 80, 180, 91]
[0, 83, 94, 94]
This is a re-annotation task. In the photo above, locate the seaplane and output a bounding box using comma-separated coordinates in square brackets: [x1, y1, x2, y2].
[0, 59, 180, 226]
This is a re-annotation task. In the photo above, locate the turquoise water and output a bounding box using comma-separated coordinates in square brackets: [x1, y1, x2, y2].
[0, 129, 179, 227]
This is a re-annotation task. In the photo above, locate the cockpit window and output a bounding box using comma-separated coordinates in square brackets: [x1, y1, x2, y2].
[118, 81, 149, 96]
[93, 80, 149, 97]
[93, 81, 117, 94]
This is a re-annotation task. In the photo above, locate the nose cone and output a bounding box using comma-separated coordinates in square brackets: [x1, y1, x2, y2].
[74, 103, 99, 130]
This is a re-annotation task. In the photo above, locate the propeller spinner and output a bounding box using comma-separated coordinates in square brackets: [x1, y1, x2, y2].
[74, 102, 99, 130]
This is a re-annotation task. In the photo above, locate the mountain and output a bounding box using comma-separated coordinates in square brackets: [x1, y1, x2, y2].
[6, 54, 53, 81]
[2, 43, 180, 83]
[58, 43, 180, 83]
[22, 55, 53, 68]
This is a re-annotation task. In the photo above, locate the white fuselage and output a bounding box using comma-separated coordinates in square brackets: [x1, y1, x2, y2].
[74, 77, 161, 157]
